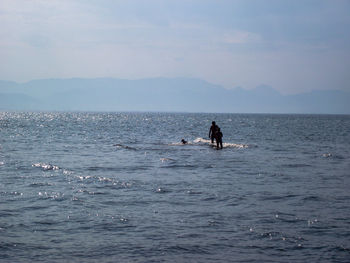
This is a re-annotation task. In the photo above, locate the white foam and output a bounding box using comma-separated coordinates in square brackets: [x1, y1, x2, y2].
[160, 157, 175, 162]
[193, 137, 212, 144]
[169, 141, 195, 146]
[63, 169, 73, 175]
[77, 175, 92, 181]
[32, 163, 59, 170]
[193, 137, 248, 148]
[169, 142, 186, 146]
[169, 137, 249, 148]
[98, 176, 113, 182]
[222, 142, 248, 149]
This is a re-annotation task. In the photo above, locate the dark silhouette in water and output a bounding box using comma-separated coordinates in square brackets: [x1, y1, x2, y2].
[216, 128, 223, 149]
[181, 139, 188, 144]
[209, 121, 219, 144]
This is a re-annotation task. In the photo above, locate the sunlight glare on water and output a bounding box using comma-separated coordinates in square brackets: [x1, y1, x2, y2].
[0, 112, 349, 262]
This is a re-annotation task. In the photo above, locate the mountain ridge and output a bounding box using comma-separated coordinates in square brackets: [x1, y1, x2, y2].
[0, 78, 349, 114]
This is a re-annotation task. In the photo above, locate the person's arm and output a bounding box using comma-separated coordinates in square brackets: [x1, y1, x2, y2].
[209, 127, 211, 138]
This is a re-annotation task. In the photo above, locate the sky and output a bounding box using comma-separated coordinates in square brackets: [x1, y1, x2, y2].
[0, 0, 350, 94]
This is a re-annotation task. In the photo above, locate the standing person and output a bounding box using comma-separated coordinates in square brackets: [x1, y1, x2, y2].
[209, 121, 218, 144]
[216, 128, 223, 149]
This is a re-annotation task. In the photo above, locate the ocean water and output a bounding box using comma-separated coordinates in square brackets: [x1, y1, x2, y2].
[0, 112, 349, 263]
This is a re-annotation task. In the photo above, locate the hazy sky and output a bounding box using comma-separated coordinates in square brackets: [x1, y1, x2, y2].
[1, 0, 349, 94]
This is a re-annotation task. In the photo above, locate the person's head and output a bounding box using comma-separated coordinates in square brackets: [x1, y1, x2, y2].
[212, 121, 215, 125]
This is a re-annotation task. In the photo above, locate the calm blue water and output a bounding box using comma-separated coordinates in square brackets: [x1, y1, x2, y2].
[0, 112, 349, 262]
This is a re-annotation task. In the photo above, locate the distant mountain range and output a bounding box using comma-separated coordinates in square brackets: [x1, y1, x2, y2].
[0, 78, 349, 114]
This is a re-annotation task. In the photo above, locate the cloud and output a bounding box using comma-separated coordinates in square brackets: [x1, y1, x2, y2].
[0, 0, 350, 94]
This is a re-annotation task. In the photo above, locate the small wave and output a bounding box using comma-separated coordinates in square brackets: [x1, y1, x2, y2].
[32, 163, 59, 171]
[186, 190, 202, 195]
[193, 137, 248, 148]
[281, 163, 311, 168]
[160, 157, 175, 162]
[169, 142, 192, 146]
[38, 191, 65, 200]
[155, 187, 171, 193]
[307, 218, 319, 227]
[29, 182, 53, 187]
[113, 144, 137, 150]
[164, 244, 209, 254]
[322, 153, 344, 159]
[63, 169, 73, 175]
[193, 137, 212, 144]
[0, 191, 23, 196]
[302, 195, 322, 202]
[170, 138, 248, 148]
[222, 142, 248, 149]
[160, 164, 198, 169]
[0, 161, 4, 166]
[77, 175, 93, 181]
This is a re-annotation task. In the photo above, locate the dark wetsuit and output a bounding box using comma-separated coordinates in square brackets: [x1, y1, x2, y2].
[209, 124, 218, 143]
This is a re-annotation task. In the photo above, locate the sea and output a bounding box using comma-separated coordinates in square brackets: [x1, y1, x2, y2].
[0, 112, 349, 263]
